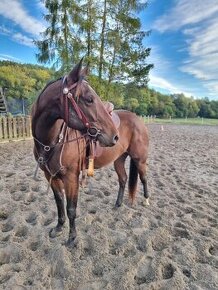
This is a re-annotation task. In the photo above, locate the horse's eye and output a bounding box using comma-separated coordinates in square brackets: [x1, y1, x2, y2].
[86, 97, 93, 104]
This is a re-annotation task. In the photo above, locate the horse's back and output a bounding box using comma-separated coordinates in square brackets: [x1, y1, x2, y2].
[116, 110, 148, 135]
[94, 110, 148, 168]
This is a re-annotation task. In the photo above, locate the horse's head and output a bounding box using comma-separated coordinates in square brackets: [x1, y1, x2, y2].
[34, 59, 119, 147]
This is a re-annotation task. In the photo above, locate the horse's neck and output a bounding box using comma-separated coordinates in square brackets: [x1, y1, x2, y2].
[33, 111, 61, 145]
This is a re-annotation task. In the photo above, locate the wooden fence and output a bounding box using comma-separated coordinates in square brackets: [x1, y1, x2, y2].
[0, 116, 32, 142]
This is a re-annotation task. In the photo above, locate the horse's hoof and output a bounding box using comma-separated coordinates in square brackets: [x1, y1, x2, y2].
[49, 227, 63, 238]
[65, 238, 77, 249]
[143, 198, 150, 206]
[114, 202, 122, 208]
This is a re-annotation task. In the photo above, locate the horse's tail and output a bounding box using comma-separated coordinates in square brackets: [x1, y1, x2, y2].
[128, 158, 138, 203]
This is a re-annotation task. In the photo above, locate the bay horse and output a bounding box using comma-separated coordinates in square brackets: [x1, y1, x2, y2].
[32, 60, 149, 247]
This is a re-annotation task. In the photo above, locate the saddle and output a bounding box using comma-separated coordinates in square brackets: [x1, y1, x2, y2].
[103, 101, 120, 129]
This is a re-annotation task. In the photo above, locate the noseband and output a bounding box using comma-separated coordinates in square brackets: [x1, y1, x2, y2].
[62, 77, 101, 139]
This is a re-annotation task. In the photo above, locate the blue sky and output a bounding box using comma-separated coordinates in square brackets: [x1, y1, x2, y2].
[0, 0, 218, 100]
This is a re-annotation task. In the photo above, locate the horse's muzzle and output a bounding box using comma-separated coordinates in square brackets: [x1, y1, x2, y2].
[112, 134, 119, 145]
[97, 132, 119, 147]
[87, 127, 119, 146]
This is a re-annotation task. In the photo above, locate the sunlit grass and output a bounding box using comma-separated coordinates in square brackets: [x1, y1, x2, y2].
[144, 117, 218, 126]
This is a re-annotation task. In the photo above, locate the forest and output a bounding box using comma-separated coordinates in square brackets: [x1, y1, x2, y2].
[0, 60, 218, 119]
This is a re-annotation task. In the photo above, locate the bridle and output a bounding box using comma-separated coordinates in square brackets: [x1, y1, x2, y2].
[62, 76, 101, 139]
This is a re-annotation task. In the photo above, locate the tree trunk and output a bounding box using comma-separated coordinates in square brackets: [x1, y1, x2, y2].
[63, 12, 69, 69]
[98, 0, 107, 80]
[87, 0, 92, 59]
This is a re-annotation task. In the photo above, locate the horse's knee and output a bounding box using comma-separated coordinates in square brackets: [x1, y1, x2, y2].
[120, 176, 127, 188]
[58, 216, 66, 225]
[54, 192, 64, 203]
[67, 207, 76, 220]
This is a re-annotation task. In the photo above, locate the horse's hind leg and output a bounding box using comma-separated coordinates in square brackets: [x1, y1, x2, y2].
[137, 160, 149, 205]
[114, 153, 128, 207]
[49, 178, 66, 238]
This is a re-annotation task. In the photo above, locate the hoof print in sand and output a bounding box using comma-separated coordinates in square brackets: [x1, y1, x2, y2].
[209, 245, 218, 256]
[1, 222, 14, 233]
[161, 264, 175, 280]
[15, 226, 28, 238]
[25, 212, 38, 225]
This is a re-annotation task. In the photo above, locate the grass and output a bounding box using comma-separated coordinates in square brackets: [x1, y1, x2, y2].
[144, 117, 218, 126]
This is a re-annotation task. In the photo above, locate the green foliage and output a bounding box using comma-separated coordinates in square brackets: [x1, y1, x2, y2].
[35, 0, 83, 72]
[0, 61, 53, 114]
[88, 75, 124, 107]
[35, 0, 153, 85]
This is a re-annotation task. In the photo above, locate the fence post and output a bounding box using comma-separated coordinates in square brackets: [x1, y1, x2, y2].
[12, 117, 17, 139]
[17, 117, 22, 139]
[21, 117, 25, 139]
[2, 117, 7, 139]
[8, 117, 13, 140]
[0, 118, 3, 139]
[25, 115, 31, 137]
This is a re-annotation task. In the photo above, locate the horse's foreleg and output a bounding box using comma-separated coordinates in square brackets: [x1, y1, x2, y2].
[66, 195, 78, 247]
[49, 183, 66, 238]
[114, 154, 128, 207]
[64, 173, 79, 247]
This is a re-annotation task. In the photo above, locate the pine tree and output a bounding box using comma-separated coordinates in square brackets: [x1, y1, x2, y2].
[35, 0, 82, 72]
[97, 0, 153, 86]
[35, 0, 152, 86]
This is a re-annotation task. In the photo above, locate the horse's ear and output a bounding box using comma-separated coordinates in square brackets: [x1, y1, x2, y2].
[80, 64, 89, 77]
[67, 58, 83, 84]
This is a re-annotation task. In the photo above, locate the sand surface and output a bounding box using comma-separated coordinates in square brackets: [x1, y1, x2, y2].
[0, 124, 218, 290]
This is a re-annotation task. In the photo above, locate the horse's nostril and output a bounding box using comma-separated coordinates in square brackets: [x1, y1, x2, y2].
[113, 135, 119, 144]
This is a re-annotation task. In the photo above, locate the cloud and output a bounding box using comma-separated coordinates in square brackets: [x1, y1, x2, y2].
[0, 53, 22, 62]
[37, 0, 47, 13]
[0, 0, 45, 36]
[13, 33, 34, 47]
[147, 46, 172, 73]
[152, 0, 218, 97]
[181, 18, 218, 96]
[149, 73, 193, 97]
[147, 47, 194, 97]
[153, 0, 218, 33]
[0, 25, 11, 35]
[0, 25, 34, 47]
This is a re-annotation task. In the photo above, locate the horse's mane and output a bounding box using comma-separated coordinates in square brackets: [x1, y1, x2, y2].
[32, 78, 62, 119]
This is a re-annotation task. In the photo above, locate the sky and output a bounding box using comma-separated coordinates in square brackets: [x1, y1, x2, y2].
[0, 0, 218, 100]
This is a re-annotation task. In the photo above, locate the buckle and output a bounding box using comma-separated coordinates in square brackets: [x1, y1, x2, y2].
[87, 127, 101, 138]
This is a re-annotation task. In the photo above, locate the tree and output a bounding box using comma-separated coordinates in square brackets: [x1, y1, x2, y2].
[35, 0, 153, 86]
[172, 94, 189, 117]
[100, 0, 153, 86]
[35, 0, 82, 72]
[197, 98, 218, 118]
[0, 61, 53, 114]
[187, 98, 199, 117]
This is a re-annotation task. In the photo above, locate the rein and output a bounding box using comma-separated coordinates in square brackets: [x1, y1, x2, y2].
[33, 131, 87, 153]
[62, 77, 101, 139]
[63, 83, 90, 128]
[33, 123, 90, 193]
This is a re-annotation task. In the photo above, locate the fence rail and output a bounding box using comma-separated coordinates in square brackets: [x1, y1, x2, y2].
[0, 116, 32, 142]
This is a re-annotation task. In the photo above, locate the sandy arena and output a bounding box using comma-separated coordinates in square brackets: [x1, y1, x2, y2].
[0, 124, 218, 290]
